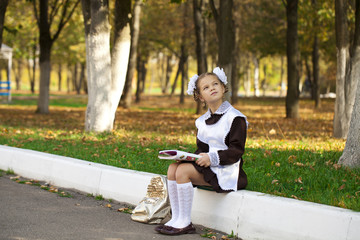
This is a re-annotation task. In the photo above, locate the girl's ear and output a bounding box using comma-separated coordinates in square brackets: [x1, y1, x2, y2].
[199, 95, 204, 102]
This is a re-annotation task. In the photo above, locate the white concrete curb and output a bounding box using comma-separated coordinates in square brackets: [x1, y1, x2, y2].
[1, 145, 359, 240]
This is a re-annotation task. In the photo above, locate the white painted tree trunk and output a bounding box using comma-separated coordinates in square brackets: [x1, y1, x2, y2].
[338, 46, 360, 167]
[110, 25, 131, 117]
[83, 0, 131, 132]
[333, 0, 359, 138]
[333, 47, 350, 138]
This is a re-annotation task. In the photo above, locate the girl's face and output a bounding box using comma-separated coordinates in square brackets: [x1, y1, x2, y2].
[197, 75, 225, 105]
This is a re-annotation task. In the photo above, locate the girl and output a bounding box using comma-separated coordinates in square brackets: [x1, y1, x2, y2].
[155, 67, 248, 235]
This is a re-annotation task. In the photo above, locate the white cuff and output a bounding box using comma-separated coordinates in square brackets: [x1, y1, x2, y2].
[208, 151, 220, 167]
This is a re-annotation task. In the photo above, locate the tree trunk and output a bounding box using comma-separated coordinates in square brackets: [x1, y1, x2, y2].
[285, 0, 300, 118]
[334, 0, 359, 138]
[304, 56, 312, 98]
[231, 54, 239, 103]
[179, 1, 189, 104]
[245, 56, 251, 97]
[262, 64, 267, 97]
[163, 55, 173, 94]
[83, 0, 131, 132]
[253, 56, 260, 97]
[0, 0, 9, 48]
[66, 64, 72, 93]
[36, 0, 53, 114]
[312, 34, 320, 107]
[338, 60, 360, 168]
[35, 0, 80, 113]
[28, 39, 37, 94]
[193, 0, 207, 113]
[78, 63, 85, 94]
[73, 63, 79, 92]
[13, 59, 23, 90]
[338, 0, 360, 166]
[210, 0, 235, 102]
[83, 0, 112, 131]
[120, 0, 141, 108]
[58, 63, 62, 91]
[312, 0, 320, 108]
[279, 56, 285, 97]
[135, 55, 143, 102]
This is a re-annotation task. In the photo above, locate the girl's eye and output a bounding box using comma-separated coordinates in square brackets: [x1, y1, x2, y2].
[203, 86, 208, 90]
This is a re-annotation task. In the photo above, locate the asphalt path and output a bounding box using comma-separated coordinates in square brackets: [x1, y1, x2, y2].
[0, 174, 228, 240]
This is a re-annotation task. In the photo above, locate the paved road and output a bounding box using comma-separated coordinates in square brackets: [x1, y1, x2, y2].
[0, 175, 227, 240]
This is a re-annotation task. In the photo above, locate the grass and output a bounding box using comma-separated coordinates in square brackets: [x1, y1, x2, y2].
[0, 93, 359, 211]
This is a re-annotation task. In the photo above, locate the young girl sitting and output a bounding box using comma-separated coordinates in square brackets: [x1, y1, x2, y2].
[155, 67, 248, 235]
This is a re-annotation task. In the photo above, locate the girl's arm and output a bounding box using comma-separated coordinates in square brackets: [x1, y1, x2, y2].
[216, 117, 247, 165]
[194, 135, 209, 154]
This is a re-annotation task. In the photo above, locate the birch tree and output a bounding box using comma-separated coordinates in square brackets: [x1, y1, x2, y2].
[333, 0, 360, 139]
[82, 0, 131, 132]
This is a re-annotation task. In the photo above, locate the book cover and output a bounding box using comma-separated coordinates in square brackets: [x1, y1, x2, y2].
[158, 150, 200, 161]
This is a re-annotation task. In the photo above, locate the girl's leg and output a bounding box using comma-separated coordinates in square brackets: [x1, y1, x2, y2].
[175, 163, 211, 186]
[164, 162, 180, 227]
[172, 163, 210, 229]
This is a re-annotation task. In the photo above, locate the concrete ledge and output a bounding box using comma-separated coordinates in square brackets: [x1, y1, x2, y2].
[1, 145, 359, 240]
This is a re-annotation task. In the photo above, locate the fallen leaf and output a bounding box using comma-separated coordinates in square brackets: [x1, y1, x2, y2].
[271, 179, 279, 184]
[291, 195, 300, 200]
[338, 184, 345, 191]
[269, 129, 276, 135]
[295, 177, 303, 184]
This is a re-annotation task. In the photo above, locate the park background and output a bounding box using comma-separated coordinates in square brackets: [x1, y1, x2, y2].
[0, 0, 359, 212]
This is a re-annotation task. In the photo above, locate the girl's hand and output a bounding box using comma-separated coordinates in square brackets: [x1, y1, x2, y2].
[196, 153, 211, 167]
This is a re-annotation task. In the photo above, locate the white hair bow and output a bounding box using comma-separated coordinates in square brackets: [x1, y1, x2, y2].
[187, 67, 227, 95]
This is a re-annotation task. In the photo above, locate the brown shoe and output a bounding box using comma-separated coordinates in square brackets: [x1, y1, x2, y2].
[160, 223, 196, 235]
[154, 225, 174, 233]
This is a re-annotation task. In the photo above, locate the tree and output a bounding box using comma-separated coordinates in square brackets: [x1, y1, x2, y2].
[209, 0, 235, 102]
[284, 0, 300, 118]
[0, 0, 9, 48]
[338, 59, 360, 168]
[33, 0, 80, 114]
[338, 0, 360, 166]
[120, 0, 142, 108]
[82, 0, 131, 132]
[193, 0, 207, 113]
[333, 0, 360, 138]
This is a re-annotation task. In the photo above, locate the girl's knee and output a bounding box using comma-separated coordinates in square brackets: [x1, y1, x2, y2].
[167, 162, 180, 180]
[175, 163, 194, 181]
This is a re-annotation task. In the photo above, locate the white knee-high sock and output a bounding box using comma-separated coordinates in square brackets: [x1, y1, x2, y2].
[172, 182, 194, 229]
[165, 180, 179, 227]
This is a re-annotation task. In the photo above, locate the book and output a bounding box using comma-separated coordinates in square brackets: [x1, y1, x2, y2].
[158, 150, 201, 161]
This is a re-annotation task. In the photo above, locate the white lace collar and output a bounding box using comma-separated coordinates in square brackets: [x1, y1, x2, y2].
[204, 101, 232, 120]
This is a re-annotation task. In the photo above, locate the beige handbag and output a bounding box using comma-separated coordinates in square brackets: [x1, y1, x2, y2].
[131, 175, 171, 224]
